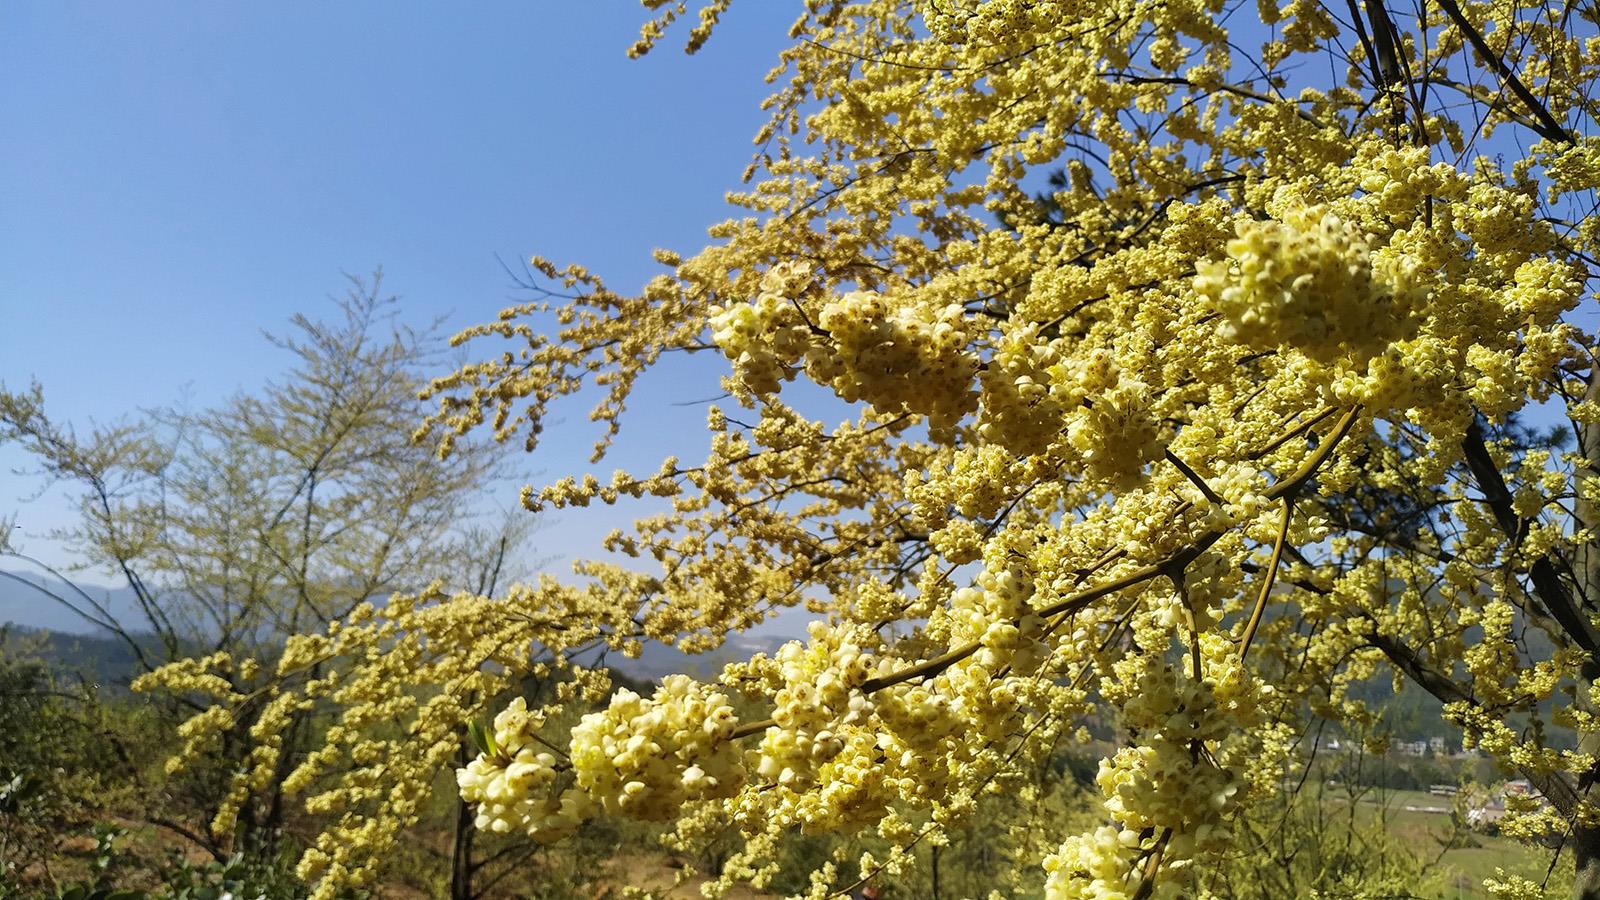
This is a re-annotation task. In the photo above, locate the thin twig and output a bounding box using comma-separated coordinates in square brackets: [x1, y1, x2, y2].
[1239, 498, 1295, 659]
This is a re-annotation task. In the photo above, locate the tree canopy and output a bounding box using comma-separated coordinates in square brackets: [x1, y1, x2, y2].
[149, 1, 1600, 898]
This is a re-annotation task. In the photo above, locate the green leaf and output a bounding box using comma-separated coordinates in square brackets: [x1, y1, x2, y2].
[467, 718, 492, 757]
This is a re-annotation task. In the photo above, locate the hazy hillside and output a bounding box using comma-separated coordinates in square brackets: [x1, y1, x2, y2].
[0, 568, 150, 635]
[1, 620, 792, 691]
[0, 625, 172, 691]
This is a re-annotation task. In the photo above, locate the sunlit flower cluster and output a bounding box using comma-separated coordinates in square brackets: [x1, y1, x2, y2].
[456, 698, 590, 841]
[1196, 204, 1412, 362]
[568, 673, 745, 820]
[711, 264, 979, 438]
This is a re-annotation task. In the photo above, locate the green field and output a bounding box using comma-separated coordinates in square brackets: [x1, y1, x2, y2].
[1343, 790, 1560, 898]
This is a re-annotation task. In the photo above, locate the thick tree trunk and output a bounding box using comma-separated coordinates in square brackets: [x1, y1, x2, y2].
[1572, 666, 1600, 900]
[1568, 369, 1600, 900]
[451, 742, 476, 900]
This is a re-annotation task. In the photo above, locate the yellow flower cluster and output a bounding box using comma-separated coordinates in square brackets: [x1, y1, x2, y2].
[1097, 662, 1244, 864]
[1064, 375, 1162, 490]
[755, 623, 884, 791]
[1042, 825, 1145, 900]
[943, 565, 1048, 674]
[811, 291, 977, 437]
[712, 270, 979, 438]
[456, 698, 590, 841]
[977, 323, 1067, 455]
[1196, 204, 1411, 362]
[567, 673, 744, 820]
[708, 261, 816, 395]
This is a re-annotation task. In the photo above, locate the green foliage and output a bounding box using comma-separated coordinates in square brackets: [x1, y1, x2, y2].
[148, 850, 323, 900]
[13, 826, 317, 900]
[0, 637, 161, 892]
[1215, 777, 1443, 899]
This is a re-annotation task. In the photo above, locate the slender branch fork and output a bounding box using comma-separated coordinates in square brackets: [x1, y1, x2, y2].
[729, 406, 1363, 741]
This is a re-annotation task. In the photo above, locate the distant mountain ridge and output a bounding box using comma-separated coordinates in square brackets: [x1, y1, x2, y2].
[2, 621, 791, 689]
[2, 567, 799, 684]
[0, 567, 151, 635]
[4, 570, 793, 675]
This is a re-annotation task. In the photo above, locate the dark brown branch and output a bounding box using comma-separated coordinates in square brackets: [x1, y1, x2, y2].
[1433, 0, 1576, 143]
[1367, 630, 1581, 817]
[1165, 449, 1225, 506]
[1103, 73, 1327, 128]
[1462, 421, 1600, 654]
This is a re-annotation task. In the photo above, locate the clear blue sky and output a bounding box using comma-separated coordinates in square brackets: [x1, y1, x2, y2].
[1, 3, 801, 585]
